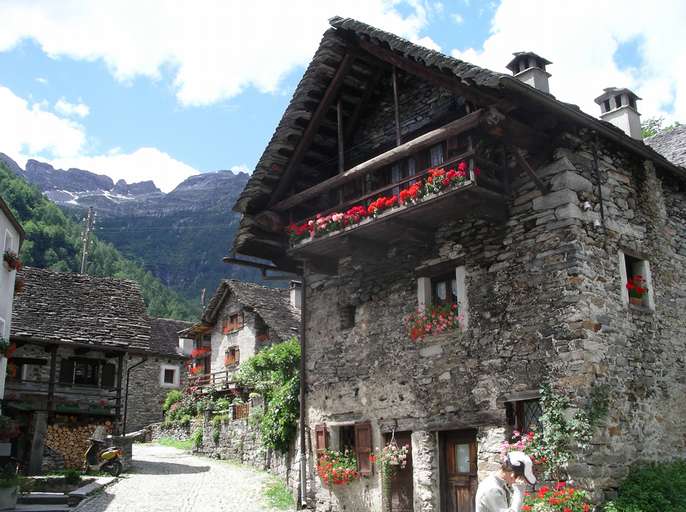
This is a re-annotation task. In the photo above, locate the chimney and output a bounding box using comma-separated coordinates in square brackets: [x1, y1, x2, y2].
[506, 51, 552, 94]
[594, 87, 642, 140]
[289, 281, 302, 311]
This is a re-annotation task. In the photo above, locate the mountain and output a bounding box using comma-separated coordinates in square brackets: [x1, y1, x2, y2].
[0, 162, 199, 320]
[0, 154, 264, 301]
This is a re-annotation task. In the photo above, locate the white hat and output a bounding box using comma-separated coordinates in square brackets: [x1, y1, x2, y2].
[507, 451, 536, 485]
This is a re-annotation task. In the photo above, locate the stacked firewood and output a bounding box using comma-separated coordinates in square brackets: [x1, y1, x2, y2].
[45, 421, 113, 469]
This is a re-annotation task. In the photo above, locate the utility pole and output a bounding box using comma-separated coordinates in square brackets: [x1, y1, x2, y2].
[80, 207, 96, 274]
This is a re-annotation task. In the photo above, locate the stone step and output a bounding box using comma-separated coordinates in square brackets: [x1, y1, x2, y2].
[14, 504, 71, 511]
[18, 493, 70, 505]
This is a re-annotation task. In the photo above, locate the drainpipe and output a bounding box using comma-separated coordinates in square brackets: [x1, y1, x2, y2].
[122, 357, 147, 435]
[298, 261, 308, 509]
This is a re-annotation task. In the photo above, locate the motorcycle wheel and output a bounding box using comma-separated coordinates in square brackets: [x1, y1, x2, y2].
[105, 460, 123, 477]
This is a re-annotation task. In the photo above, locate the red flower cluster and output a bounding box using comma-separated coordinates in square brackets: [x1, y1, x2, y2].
[287, 160, 479, 245]
[405, 303, 461, 341]
[317, 450, 359, 486]
[3, 251, 22, 272]
[626, 275, 648, 299]
[189, 365, 204, 376]
[190, 347, 210, 359]
[522, 482, 591, 512]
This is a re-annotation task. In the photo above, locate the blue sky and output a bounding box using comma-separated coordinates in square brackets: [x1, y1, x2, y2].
[0, 1, 682, 191]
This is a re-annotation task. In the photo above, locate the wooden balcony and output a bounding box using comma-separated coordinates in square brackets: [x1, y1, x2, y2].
[187, 369, 239, 393]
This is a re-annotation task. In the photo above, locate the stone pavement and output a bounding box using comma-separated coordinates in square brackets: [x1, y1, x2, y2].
[75, 443, 283, 512]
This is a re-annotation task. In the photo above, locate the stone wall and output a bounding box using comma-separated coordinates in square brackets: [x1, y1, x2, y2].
[301, 132, 686, 510]
[124, 354, 185, 433]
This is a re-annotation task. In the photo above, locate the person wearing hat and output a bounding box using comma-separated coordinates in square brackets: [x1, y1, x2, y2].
[475, 451, 536, 512]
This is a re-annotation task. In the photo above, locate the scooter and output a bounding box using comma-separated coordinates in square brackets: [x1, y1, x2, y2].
[83, 438, 123, 477]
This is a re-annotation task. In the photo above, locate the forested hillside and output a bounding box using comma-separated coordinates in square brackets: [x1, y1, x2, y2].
[0, 163, 200, 320]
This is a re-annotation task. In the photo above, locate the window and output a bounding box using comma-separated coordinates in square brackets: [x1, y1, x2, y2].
[255, 317, 270, 342]
[224, 347, 240, 366]
[614, 94, 623, 109]
[619, 250, 654, 310]
[9, 358, 46, 382]
[431, 273, 457, 306]
[3, 230, 13, 253]
[417, 264, 469, 328]
[160, 364, 179, 387]
[315, 422, 373, 476]
[603, 99, 611, 112]
[223, 312, 244, 334]
[0, 317, 5, 338]
[429, 144, 444, 166]
[629, 96, 636, 109]
[340, 305, 356, 330]
[506, 399, 543, 434]
[73, 360, 99, 386]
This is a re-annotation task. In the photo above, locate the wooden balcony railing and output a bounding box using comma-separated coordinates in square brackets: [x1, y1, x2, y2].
[187, 369, 238, 391]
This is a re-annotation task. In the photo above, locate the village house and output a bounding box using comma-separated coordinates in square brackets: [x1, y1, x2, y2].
[6, 267, 188, 472]
[181, 279, 300, 394]
[230, 17, 686, 512]
[0, 195, 24, 406]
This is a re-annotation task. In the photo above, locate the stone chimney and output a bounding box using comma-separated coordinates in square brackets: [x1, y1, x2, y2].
[506, 51, 552, 94]
[289, 281, 302, 311]
[594, 87, 642, 140]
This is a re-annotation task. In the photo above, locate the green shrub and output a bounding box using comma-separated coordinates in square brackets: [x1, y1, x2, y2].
[163, 390, 183, 413]
[214, 398, 230, 412]
[212, 427, 220, 444]
[605, 459, 686, 512]
[191, 428, 203, 449]
[178, 414, 192, 427]
[62, 469, 82, 485]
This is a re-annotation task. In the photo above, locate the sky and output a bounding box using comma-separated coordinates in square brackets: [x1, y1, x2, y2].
[0, 0, 683, 192]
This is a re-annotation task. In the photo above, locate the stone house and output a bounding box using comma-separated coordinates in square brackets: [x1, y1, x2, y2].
[123, 317, 192, 432]
[230, 17, 686, 512]
[181, 279, 300, 392]
[0, 194, 24, 404]
[7, 267, 156, 472]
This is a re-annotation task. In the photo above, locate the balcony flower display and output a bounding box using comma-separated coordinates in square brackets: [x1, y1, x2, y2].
[522, 482, 591, 512]
[190, 347, 210, 359]
[189, 365, 204, 376]
[405, 303, 462, 341]
[317, 450, 359, 486]
[625, 275, 648, 305]
[3, 251, 21, 272]
[287, 161, 479, 246]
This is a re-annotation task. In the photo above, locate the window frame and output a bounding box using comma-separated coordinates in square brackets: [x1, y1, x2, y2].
[317, 421, 373, 477]
[417, 264, 469, 328]
[618, 249, 655, 311]
[159, 363, 180, 388]
[223, 311, 245, 334]
[224, 347, 240, 367]
[72, 359, 100, 387]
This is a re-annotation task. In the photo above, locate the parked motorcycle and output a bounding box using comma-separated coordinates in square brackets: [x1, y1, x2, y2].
[83, 438, 123, 477]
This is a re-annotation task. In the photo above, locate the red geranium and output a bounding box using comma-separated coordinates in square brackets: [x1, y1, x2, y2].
[523, 482, 591, 512]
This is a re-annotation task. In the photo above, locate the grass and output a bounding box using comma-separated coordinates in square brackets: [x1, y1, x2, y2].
[263, 479, 295, 510]
[156, 437, 194, 451]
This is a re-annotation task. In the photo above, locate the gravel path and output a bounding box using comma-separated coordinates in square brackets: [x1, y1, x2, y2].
[75, 443, 281, 512]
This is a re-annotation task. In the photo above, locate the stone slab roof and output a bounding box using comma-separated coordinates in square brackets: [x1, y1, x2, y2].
[11, 267, 151, 352]
[193, 280, 300, 341]
[645, 125, 686, 167]
[149, 317, 193, 357]
[233, 16, 685, 221]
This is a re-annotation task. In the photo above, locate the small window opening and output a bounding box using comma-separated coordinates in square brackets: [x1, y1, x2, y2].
[614, 95, 623, 109]
[225, 347, 240, 366]
[623, 254, 652, 308]
[339, 425, 356, 453]
[603, 99, 611, 112]
[163, 368, 176, 384]
[431, 273, 457, 306]
[629, 96, 636, 108]
[73, 360, 99, 386]
[506, 399, 542, 434]
[429, 143, 445, 167]
[340, 305, 356, 330]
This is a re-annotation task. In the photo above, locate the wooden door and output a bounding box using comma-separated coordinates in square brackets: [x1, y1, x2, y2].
[386, 432, 414, 512]
[441, 430, 477, 512]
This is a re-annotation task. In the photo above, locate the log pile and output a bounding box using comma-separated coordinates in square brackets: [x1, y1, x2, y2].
[44, 421, 113, 469]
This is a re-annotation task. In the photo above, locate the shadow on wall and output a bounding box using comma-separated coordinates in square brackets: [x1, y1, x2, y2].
[131, 460, 211, 476]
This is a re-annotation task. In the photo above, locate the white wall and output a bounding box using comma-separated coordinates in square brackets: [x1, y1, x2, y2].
[0, 214, 20, 401]
[209, 308, 257, 375]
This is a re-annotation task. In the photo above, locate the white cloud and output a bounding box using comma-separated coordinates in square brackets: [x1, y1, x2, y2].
[230, 164, 251, 175]
[55, 98, 90, 118]
[1, 84, 196, 192]
[451, 13, 464, 24]
[35, 77, 48, 85]
[450, 0, 686, 122]
[49, 148, 198, 193]
[0, 0, 437, 106]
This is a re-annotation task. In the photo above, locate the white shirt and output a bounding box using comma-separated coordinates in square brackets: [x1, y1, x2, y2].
[475, 475, 526, 512]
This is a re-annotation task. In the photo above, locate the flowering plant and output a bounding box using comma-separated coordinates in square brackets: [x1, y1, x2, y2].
[625, 275, 647, 299]
[522, 482, 591, 512]
[190, 347, 210, 359]
[499, 430, 547, 465]
[405, 303, 461, 341]
[370, 441, 409, 470]
[286, 160, 479, 245]
[3, 251, 21, 271]
[189, 365, 204, 376]
[317, 450, 359, 486]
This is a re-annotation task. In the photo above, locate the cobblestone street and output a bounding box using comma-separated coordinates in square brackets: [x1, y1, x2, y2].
[75, 443, 283, 512]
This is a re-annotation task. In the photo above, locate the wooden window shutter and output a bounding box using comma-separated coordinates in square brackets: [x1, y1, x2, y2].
[59, 358, 74, 384]
[314, 424, 328, 459]
[354, 422, 373, 476]
[101, 363, 116, 388]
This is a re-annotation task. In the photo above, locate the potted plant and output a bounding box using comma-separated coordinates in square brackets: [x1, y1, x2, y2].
[317, 450, 359, 486]
[0, 463, 19, 511]
[370, 435, 410, 510]
[626, 275, 648, 306]
[404, 303, 462, 341]
[522, 481, 591, 512]
[2, 251, 21, 272]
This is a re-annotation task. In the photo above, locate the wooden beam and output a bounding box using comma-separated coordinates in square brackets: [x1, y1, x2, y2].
[355, 38, 500, 106]
[337, 99, 345, 174]
[272, 109, 488, 212]
[515, 150, 550, 194]
[46, 345, 57, 416]
[392, 66, 401, 146]
[344, 67, 383, 144]
[269, 53, 354, 206]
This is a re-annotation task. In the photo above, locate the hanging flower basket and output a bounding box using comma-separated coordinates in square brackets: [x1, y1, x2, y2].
[3, 251, 21, 272]
[371, 439, 409, 469]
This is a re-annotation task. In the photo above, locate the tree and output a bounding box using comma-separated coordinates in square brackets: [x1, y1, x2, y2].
[641, 117, 682, 138]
